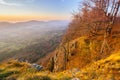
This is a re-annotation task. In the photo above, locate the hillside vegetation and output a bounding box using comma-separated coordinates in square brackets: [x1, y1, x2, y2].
[0, 51, 120, 80]
[0, 0, 120, 80]
[46, 0, 120, 71]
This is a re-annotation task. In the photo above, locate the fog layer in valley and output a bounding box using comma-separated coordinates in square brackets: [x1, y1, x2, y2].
[0, 20, 69, 62]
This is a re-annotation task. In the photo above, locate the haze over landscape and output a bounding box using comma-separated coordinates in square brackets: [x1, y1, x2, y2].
[0, 20, 69, 62]
[0, 0, 120, 80]
[0, 0, 79, 63]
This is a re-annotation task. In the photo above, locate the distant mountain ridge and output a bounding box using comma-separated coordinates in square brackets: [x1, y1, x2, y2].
[0, 20, 70, 27]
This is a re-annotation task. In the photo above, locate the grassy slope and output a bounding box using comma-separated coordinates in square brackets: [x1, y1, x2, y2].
[0, 51, 120, 80]
[47, 34, 120, 72]
[76, 51, 120, 80]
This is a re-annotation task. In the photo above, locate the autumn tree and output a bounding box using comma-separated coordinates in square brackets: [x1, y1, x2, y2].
[64, 0, 120, 42]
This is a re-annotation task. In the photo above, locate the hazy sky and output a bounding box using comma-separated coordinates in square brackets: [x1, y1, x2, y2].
[0, 0, 81, 22]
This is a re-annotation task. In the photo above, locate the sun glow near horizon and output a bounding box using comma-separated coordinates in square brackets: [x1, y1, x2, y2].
[0, 0, 81, 22]
[0, 14, 70, 22]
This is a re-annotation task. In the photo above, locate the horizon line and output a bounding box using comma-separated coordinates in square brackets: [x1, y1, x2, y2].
[0, 19, 71, 23]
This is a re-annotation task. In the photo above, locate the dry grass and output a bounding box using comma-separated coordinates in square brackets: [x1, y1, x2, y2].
[0, 51, 120, 80]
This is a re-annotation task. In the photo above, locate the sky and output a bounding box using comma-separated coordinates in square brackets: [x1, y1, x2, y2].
[0, 0, 81, 22]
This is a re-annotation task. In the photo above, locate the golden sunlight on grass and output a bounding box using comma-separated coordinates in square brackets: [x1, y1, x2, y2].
[0, 51, 120, 80]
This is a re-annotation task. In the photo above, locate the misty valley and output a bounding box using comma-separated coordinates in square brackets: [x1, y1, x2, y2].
[0, 20, 69, 62]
